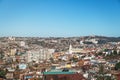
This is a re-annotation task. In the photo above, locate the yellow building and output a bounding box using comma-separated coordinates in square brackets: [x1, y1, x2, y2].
[10, 49, 16, 56]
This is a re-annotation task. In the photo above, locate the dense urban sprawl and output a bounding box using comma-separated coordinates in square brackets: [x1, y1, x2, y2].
[0, 36, 120, 80]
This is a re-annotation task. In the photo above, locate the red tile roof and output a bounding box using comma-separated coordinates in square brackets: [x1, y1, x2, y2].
[69, 73, 86, 80]
[44, 73, 86, 80]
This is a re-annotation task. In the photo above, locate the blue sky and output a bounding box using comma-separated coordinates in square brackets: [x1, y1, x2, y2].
[0, 0, 120, 37]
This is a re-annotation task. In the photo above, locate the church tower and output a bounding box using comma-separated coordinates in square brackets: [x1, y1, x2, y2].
[69, 44, 72, 54]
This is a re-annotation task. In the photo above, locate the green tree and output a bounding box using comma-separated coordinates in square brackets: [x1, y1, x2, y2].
[96, 64, 106, 80]
[97, 52, 103, 56]
[113, 50, 117, 56]
[0, 50, 4, 59]
[115, 62, 120, 70]
[0, 69, 6, 78]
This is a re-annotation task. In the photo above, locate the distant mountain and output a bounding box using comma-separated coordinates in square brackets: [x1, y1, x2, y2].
[92, 36, 120, 42]
[0, 35, 120, 42]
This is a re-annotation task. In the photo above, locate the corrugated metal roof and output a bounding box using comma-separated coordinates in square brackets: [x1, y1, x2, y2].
[43, 69, 75, 75]
[43, 71, 75, 75]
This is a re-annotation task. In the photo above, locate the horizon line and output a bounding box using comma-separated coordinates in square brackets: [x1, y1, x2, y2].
[0, 35, 120, 38]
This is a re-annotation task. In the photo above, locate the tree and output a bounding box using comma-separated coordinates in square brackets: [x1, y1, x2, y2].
[96, 64, 105, 80]
[95, 52, 103, 57]
[115, 62, 120, 70]
[99, 64, 104, 74]
[0, 69, 6, 78]
[0, 50, 4, 59]
[113, 50, 117, 56]
[49, 57, 54, 63]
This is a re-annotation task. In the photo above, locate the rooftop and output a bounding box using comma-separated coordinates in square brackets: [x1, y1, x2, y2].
[43, 69, 76, 75]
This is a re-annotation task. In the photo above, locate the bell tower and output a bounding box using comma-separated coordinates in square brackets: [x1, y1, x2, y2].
[69, 44, 72, 54]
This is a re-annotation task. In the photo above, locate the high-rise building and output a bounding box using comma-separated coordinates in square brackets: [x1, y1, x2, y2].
[26, 49, 55, 63]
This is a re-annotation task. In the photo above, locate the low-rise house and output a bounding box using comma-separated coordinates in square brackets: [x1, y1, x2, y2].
[107, 61, 116, 70]
[43, 69, 86, 80]
[0, 60, 5, 68]
[6, 72, 14, 80]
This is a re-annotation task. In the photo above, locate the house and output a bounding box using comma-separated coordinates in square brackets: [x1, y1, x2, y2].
[6, 72, 14, 79]
[43, 69, 86, 80]
[0, 60, 4, 68]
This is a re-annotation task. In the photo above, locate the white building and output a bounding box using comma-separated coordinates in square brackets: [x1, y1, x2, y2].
[27, 49, 55, 63]
[20, 41, 25, 47]
[68, 44, 90, 54]
[8, 36, 15, 41]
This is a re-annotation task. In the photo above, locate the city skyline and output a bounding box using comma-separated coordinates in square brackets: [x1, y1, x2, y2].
[0, 0, 120, 37]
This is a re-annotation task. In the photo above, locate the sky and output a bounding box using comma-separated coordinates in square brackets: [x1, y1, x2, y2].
[0, 0, 120, 37]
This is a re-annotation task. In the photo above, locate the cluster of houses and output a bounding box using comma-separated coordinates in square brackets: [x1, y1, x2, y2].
[0, 37, 120, 80]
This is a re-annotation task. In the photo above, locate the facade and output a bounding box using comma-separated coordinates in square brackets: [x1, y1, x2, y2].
[20, 41, 25, 47]
[69, 44, 90, 54]
[10, 49, 16, 56]
[27, 49, 55, 63]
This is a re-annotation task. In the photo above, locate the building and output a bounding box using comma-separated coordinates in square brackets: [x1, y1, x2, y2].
[20, 41, 25, 47]
[27, 49, 55, 63]
[43, 69, 86, 80]
[69, 44, 90, 54]
[10, 49, 16, 56]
